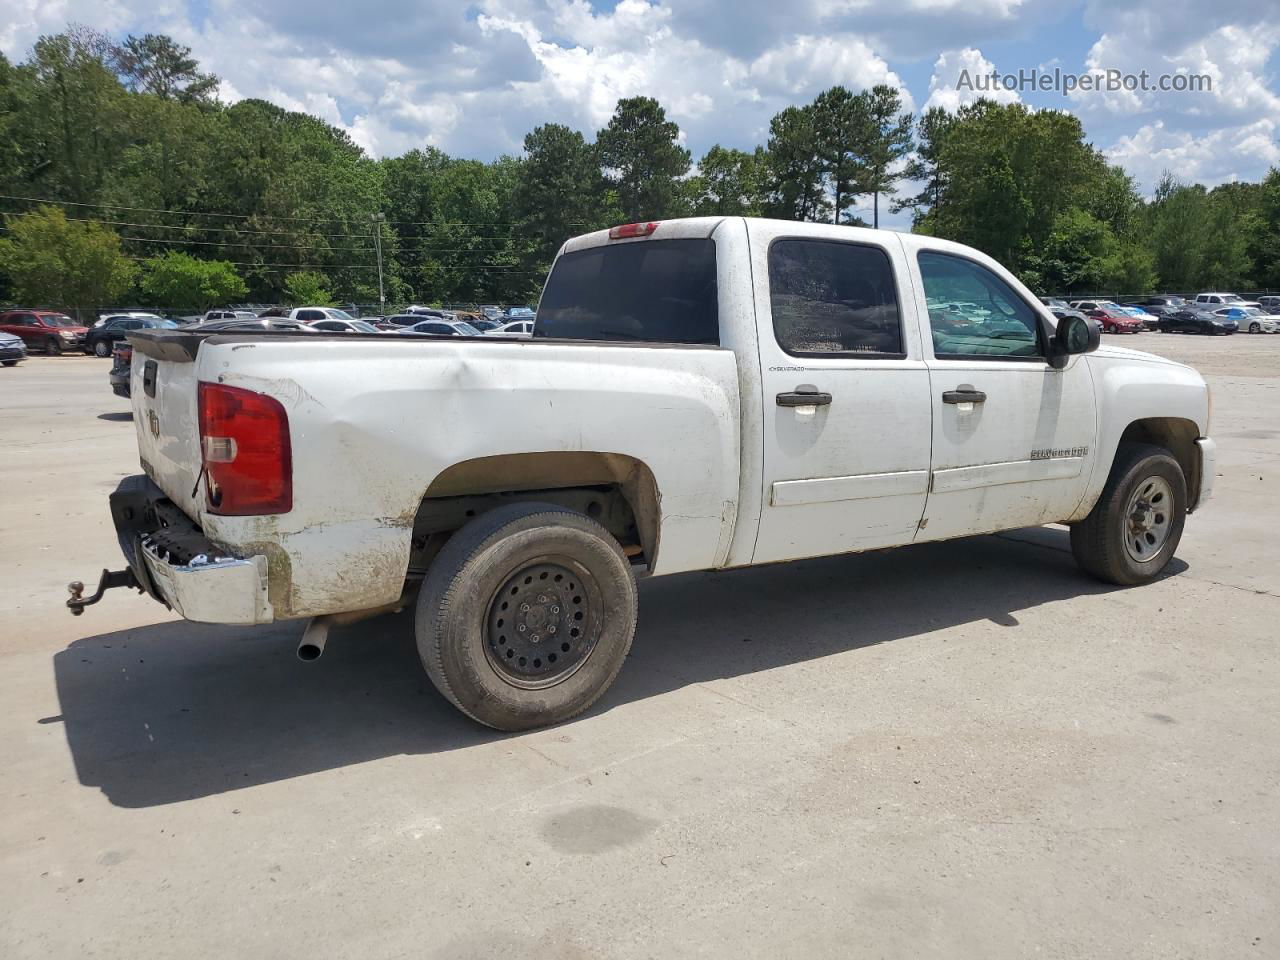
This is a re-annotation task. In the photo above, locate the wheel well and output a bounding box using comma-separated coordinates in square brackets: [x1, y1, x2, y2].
[407, 452, 660, 576]
[1118, 418, 1200, 505]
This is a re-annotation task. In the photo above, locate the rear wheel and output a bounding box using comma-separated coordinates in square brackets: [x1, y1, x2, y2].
[415, 502, 638, 731]
[45, 337, 62, 356]
[1071, 442, 1187, 586]
[93, 339, 111, 357]
[1, 359, 19, 367]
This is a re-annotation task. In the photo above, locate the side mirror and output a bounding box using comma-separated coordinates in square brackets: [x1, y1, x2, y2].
[1047, 314, 1100, 369]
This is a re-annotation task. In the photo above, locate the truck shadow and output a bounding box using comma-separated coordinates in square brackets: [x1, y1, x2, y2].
[53, 527, 1186, 808]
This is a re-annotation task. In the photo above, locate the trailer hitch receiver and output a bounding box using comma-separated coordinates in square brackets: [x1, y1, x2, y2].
[66, 568, 141, 616]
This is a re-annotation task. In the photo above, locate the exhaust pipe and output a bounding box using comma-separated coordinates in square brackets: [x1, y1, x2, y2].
[297, 617, 332, 662]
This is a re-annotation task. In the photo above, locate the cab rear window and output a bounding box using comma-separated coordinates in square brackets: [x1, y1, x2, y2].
[536, 238, 719, 344]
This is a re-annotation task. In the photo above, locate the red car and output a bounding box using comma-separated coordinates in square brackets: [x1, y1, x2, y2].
[1068, 300, 1143, 334]
[0, 309, 89, 354]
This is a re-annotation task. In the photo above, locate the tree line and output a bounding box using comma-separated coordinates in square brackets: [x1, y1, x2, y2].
[1, 24, 1278, 314]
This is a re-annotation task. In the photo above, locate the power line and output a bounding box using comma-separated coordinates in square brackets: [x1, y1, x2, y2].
[0, 193, 588, 228]
[0, 211, 531, 242]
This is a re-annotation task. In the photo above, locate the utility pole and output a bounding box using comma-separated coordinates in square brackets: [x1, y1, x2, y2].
[371, 212, 386, 312]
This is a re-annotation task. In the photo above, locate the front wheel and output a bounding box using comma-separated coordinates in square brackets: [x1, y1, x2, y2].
[1071, 442, 1187, 586]
[93, 340, 111, 357]
[1, 359, 19, 367]
[415, 502, 638, 731]
[45, 337, 62, 356]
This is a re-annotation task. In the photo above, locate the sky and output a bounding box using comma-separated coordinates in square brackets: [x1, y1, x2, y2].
[2, 0, 1278, 228]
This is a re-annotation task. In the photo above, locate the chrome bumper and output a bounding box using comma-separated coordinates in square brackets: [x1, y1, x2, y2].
[138, 538, 273, 625]
[107, 475, 275, 624]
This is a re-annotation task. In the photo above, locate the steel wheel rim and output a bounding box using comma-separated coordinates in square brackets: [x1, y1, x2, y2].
[95, 341, 110, 356]
[1123, 476, 1174, 564]
[484, 556, 603, 689]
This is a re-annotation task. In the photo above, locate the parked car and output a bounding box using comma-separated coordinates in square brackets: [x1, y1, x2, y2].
[1215, 306, 1279, 334]
[504, 306, 536, 321]
[394, 319, 484, 337]
[1256, 295, 1280, 312]
[469, 318, 503, 332]
[109, 341, 133, 397]
[477, 304, 505, 322]
[84, 315, 179, 356]
[484, 320, 534, 338]
[1157, 310, 1237, 335]
[202, 309, 259, 323]
[1068, 300, 1143, 333]
[1115, 304, 1159, 330]
[1127, 296, 1188, 318]
[0, 310, 88, 354]
[70, 217, 1216, 732]
[376, 313, 431, 329]
[191, 318, 319, 333]
[405, 306, 458, 321]
[0, 330, 27, 366]
[1195, 292, 1260, 309]
[92, 310, 162, 328]
[306, 318, 382, 334]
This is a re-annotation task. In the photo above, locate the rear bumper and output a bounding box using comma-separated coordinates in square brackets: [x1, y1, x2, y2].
[1192, 437, 1216, 511]
[110, 476, 274, 624]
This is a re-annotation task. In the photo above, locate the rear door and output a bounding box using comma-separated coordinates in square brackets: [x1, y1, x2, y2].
[749, 225, 933, 564]
[905, 242, 1097, 540]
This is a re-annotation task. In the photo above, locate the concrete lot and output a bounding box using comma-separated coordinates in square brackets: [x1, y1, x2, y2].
[2, 335, 1278, 959]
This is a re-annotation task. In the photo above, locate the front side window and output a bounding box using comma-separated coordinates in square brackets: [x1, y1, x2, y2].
[536, 238, 719, 344]
[919, 252, 1041, 359]
[768, 239, 903, 357]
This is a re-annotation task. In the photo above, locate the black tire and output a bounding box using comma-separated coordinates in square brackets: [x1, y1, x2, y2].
[1071, 442, 1187, 586]
[45, 337, 62, 356]
[415, 502, 638, 731]
[93, 339, 111, 357]
[1, 359, 19, 367]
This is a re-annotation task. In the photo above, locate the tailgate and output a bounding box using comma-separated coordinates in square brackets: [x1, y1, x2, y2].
[129, 334, 206, 520]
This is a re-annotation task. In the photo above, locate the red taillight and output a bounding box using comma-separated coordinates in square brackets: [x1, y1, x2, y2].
[608, 221, 660, 240]
[197, 382, 292, 515]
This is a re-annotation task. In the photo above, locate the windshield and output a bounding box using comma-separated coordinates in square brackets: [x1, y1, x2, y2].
[537, 238, 719, 343]
[42, 314, 79, 327]
[326, 309, 356, 321]
[145, 319, 179, 328]
[1223, 295, 1244, 302]
[349, 320, 379, 333]
[455, 322, 482, 336]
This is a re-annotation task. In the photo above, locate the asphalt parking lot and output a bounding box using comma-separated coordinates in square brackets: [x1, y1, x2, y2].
[2, 335, 1278, 959]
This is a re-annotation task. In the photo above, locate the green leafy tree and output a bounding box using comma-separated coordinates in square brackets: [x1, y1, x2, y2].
[859, 85, 913, 228]
[513, 124, 613, 274]
[140, 252, 247, 311]
[811, 86, 869, 224]
[113, 34, 218, 103]
[764, 104, 829, 222]
[688, 145, 768, 216]
[284, 271, 334, 306]
[1246, 168, 1280, 288]
[0, 207, 135, 314]
[894, 107, 953, 219]
[596, 97, 691, 221]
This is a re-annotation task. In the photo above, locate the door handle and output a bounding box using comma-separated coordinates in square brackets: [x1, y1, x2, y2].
[777, 389, 832, 407]
[942, 387, 986, 404]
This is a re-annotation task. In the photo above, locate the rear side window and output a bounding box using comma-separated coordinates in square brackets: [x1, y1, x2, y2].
[536, 238, 719, 344]
[768, 239, 903, 356]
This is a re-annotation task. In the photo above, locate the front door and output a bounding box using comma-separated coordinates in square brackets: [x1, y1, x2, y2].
[905, 245, 1098, 542]
[750, 226, 933, 565]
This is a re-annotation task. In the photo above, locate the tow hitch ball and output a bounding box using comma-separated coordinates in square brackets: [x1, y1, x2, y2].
[66, 568, 140, 615]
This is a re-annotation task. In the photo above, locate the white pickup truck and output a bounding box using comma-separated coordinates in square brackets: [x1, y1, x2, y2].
[69, 217, 1215, 730]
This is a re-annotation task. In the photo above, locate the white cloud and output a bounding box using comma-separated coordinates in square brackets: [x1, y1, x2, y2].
[1104, 118, 1280, 190]
[924, 48, 1021, 112]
